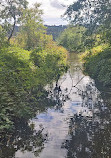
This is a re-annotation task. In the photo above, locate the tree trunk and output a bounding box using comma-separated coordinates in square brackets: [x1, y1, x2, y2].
[8, 17, 16, 42]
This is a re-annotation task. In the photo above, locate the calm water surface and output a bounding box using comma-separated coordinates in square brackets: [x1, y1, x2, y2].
[1, 53, 111, 158]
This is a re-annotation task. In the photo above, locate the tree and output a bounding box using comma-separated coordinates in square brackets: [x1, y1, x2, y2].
[0, 0, 28, 42]
[16, 3, 47, 50]
[64, 0, 111, 30]
[57, 25, 86, 52]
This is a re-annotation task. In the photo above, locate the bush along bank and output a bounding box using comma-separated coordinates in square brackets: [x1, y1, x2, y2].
[0, 1, 68, 132]
[0, 45, 67, 132]
[81, 44, 111, 87]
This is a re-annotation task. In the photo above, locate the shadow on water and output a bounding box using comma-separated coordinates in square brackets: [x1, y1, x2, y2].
[0, 121, 48, 158]
[0, 53, 111, 158]
[61, 54, 111, 158]
[62, 82, 111, 158]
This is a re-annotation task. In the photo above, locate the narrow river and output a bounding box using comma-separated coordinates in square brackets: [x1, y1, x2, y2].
[1, 53, 111, 158]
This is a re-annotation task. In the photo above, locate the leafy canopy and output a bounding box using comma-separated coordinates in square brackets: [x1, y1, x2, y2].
[64, 0, 111, 29]
[0, 0, 28, 41]
[57, 25, 86, 52]
[13, 3, 47, 50]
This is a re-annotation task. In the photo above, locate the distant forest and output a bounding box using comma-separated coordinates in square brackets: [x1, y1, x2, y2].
[45, 25, 67, 40]
[14, 25, 67, 40]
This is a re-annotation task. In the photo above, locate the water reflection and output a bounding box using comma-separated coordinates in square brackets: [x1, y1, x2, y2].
[0, 122, 47, 158]
[63, 80, 111, 158]
[1, 53, 111, 158]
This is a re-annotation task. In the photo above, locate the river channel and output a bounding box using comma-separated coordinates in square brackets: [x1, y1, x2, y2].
[1, 53, 111, 158]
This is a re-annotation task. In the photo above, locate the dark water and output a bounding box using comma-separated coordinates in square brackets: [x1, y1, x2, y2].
[0, 53, 111, 158]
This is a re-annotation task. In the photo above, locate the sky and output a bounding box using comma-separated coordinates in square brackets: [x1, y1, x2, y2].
[27, 0, 74, 25]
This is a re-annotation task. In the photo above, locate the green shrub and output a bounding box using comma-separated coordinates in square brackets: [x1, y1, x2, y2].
[0, 46, 67, 131]
[81, 45, 111, 86]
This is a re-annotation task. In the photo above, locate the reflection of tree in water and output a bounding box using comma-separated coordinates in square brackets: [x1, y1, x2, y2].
[0, 82, 67, 158]
[1, 66, 110, 158]
[0, 122, 47, 158]
[62, 82, 111, 158]
[48, 67, 111, 158]
[48, 82, 70, 112]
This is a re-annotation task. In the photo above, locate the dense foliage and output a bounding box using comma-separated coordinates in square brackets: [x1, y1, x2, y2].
[57, 25, 86, 52]
[0, 45, 67, 131]
[81, 44, 111, 86]
[65, 0, 111, 87]
[0, 0, 28, 41]
[46, 25, 67, 40]
[0, 2, 67, 131]
[0, 26, 8, 48]
[64, 0, 111, 29]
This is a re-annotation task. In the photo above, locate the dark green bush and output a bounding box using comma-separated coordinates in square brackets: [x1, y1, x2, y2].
[82, 47, 111, 86]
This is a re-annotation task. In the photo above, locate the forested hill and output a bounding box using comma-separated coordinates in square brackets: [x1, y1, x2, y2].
[45, 25, 67, 40]
[13, 25, 67, 40]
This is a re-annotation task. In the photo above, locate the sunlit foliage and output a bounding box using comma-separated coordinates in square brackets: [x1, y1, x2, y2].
[0, 0, 28, 41]
[57, 25, 86, 52]
[0, 45, 67, 131]
[81, 44, 111, 86]
[0, 1, 68, 131]
[64, 0, 111, 87]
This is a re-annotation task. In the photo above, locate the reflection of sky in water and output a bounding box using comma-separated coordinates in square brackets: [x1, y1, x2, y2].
[15, 54, 102, 158]
[37, 113, 54, 122]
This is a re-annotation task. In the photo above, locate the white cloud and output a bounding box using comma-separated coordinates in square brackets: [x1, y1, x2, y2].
[50, 0, 65, 9]
[27, 0, 74, 25]
[43, 17, 67, 25]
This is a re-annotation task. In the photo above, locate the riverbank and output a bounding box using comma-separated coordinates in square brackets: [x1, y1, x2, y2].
[80, 44, 111, 88]
[1, 53, 111, 158]
[0, 45, 67, 132]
